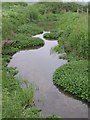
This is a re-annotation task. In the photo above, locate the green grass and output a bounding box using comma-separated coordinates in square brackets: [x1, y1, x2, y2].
[2, 2, 60, 118]
[43, 30, 60, 40]
[2, 35, 44, 58]
[52, 12, 89, 103]
[2, 3, 45, 118]
[13, 34, 44, 49]
[45, 12, 88, 60]
[17, 23, 43, 36]
[58, 12, 88, 60]
[53, 60, 89, 102]
[2, 67, 40, 118]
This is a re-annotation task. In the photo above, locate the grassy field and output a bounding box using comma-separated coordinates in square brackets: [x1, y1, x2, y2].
[2, 2, 89, 118]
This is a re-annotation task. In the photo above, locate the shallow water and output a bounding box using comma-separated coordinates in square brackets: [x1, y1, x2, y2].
[8, 32, 88, 118]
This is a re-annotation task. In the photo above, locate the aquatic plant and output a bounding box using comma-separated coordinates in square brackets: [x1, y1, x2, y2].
[53, 60, 89, 102]
[44, 30, 60, 40]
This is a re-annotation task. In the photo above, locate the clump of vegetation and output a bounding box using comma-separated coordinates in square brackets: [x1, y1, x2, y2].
[2, 2, 44, 118]
[13, 33, 44, 49]
[46, 114, 62, 118]
[44, 30, 60, 40]
[2, 67, 40, 118]
[57, 12, 88, 60]
[52, 12, 89, 103]
[17, 23, 43, 36]
[47, 12, 88, 60]
[2, 2, 41, 40]
[53, 60, 89, 102]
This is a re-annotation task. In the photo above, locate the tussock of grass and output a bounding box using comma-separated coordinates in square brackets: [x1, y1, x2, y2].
[2, 67, 40, 118]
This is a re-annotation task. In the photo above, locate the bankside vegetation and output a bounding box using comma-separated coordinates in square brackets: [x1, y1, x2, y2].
[2, 2, 43, 118]
[44, 12, 89, 102]
[42, 3, 89, 102]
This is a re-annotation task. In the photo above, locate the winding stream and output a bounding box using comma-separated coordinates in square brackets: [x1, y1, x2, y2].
[8, 32, 88, 118]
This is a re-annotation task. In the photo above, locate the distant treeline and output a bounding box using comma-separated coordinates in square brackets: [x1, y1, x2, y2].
[37, 2, 89, 13]
[2, 2, 89, 13]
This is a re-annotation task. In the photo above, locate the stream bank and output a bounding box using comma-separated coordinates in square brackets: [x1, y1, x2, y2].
[8, 32, 88, 118]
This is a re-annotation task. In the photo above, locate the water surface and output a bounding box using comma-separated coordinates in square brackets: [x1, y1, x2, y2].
[8, 32, 88, 118]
